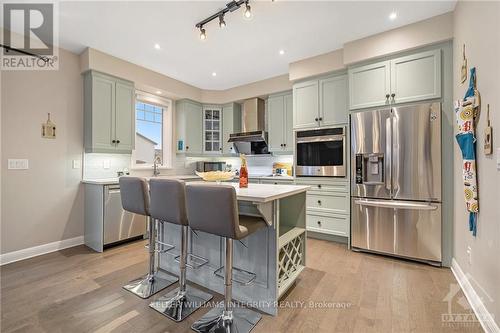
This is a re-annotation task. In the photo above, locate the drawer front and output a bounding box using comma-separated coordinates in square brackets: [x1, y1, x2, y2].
[306, 192, 349, 214]
[295, 180, 348, 193]
[306, 213, 349, 236]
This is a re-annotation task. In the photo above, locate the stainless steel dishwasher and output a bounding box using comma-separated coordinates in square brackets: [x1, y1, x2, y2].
[104, 185, 146, 246]
[84, 183, 147, 252]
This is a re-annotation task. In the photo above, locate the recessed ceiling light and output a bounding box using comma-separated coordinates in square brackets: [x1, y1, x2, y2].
[156, 90, 162, 95]
[154, 43, 161, 50]
[279, 49, 285, 55]
[212, 72, 217, 77]
[389, 11, 397, 20]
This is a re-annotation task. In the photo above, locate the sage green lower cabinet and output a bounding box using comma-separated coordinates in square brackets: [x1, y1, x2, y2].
[84, 70, 135, 154]
[176, 99, 203, 155]
[267, 92, 293, 153]
[306, 212, 349, 238]
[222, 103, 242, 155]
[296, 178, 350, 245]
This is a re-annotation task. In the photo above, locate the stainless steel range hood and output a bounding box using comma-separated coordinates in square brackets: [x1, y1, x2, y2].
[228, 98, 269, 155]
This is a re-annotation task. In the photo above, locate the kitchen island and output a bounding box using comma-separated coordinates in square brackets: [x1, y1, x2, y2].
[158, 183, 309, 316]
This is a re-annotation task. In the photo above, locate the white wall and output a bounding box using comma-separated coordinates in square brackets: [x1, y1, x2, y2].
[453, 1, 500, 329]
[1, 46, 84, 254]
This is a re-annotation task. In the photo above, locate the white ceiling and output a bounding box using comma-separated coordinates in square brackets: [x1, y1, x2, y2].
[56, 1, 456, 90]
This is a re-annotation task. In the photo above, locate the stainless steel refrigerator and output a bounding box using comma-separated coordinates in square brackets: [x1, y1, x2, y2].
[350, 102, 442, 265]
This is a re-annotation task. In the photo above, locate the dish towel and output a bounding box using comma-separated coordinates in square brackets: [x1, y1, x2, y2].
[454, 67, 480, 236]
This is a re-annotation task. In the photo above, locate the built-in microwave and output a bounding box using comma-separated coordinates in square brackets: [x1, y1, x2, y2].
[295, 127, 346, 177]
[196, 161, 226, 172]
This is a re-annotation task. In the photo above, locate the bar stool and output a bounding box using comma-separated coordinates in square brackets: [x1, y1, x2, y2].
[119, 176, 178, 299]
[186, 184, 266, 333]
[148, 178, 213, 321]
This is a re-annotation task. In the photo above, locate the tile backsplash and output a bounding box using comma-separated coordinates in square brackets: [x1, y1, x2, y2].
[185, 155, 293, 176]
[83, 153, 131, 179]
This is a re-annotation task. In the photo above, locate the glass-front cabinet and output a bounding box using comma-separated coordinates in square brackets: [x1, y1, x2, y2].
[203, 106, 222, 154]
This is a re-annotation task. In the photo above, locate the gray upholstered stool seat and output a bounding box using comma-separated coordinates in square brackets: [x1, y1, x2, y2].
[186, 184, 265, 333]
[148, 178, 213, 322]
[119, 176, 178, 299]
[238, 215, 267, 239]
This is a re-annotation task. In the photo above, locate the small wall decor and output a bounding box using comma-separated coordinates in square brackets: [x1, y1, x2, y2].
[484, 104, 493, 155]
[461, 44, 468, 84]
[41, 113, 56, 139]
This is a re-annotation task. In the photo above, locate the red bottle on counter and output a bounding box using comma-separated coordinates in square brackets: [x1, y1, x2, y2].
[239, 154, 248, 188]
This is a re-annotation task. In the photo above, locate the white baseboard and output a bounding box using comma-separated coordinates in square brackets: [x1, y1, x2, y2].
[0, 236, 84, 266]
[451, 258, 500, 333]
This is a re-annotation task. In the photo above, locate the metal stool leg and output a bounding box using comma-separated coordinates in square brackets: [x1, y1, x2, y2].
[150, 225, 213, 321]
[191, 238, 262, 333]
[123, 217, 178, 299]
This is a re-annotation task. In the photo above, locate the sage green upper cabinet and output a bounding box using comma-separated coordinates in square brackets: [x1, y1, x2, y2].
[390, 49, 441, 104]
[319, 74, 348, 126]
[284, 94, 294, 150]
[114, 82, 134, 152]
[203, 105, 223, 154]
[348, 49, 442, 110]
[349, 61, 391, 110]
[293, 74, 348, 129]
[84, 71, 135, 154]
[176, 99, 202, 155]
[222, 103, 241, 155]
[293, 80, 319, 129]
[268, 92, 293, 152]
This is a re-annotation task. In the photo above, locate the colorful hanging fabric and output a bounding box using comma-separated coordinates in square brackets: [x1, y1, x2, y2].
[454, 67, 480, 236]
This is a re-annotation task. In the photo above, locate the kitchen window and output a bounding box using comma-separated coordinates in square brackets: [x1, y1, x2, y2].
[131, 92, 173, 169]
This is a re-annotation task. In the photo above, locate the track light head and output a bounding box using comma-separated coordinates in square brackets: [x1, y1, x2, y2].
[243, 1, 252, 19]
[199, 27, 207, 40]
[219, 14, 226, 28]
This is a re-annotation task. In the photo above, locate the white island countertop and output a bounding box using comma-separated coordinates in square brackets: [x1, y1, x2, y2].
[81, 174, 201, 185]
[189, 182, 309, 203]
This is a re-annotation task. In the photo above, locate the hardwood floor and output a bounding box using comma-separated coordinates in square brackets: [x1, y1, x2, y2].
[1, 238, 482, 333]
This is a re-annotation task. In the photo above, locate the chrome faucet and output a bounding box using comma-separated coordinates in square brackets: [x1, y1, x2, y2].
[153, 155, 162, 177]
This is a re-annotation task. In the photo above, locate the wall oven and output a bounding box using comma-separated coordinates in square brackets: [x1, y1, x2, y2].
[295, 127, 346, 177]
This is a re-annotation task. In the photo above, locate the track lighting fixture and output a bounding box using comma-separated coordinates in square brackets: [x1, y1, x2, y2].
[243, 1, 252, 20]
[219, 14, 226, 28]
[195, 0, 253, 40]
[199, 27, 207, 40]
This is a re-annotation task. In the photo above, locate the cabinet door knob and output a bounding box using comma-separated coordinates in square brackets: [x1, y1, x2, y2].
[283, 143, 286, 147]
[317, 184, 322, 189]
[391, 93, 395, 98]
[112, 139, 116, 143]
[385, 94, 390, 100]
[319, 117, 323, 121]
[315, 117, 318, 121]
[186, 146, 189, 150]
[317, 221, 322, 225]
[116, 140, 120, 144]
[317, 200, 322, 205]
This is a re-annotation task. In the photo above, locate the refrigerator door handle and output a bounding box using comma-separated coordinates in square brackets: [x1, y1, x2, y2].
[385, 116, 392, 195]
[354, 199, 438, 211]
